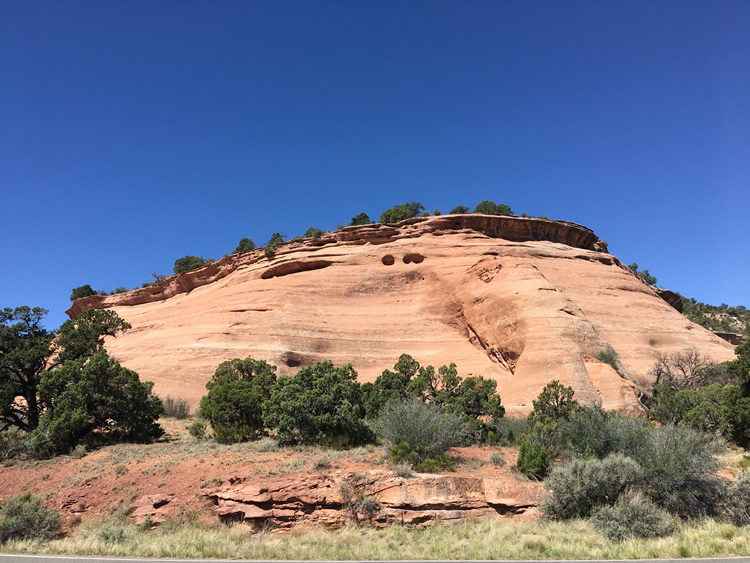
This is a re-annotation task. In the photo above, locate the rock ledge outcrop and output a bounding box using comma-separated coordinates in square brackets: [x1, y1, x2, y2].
[202, 471, 542, 529]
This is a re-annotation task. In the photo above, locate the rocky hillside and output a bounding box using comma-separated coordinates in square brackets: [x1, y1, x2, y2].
[68, 214, 735, 415]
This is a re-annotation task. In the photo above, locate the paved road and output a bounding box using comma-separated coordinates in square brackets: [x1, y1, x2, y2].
[2, 558, 750, 563]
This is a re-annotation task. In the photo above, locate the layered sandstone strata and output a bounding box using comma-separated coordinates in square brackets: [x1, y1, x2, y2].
[68, 215, 735, 414]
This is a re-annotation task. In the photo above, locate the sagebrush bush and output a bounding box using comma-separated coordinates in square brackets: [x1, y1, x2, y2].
[724, 471, 750, 526]
[0, 492, 61, 543]
[591, 491, 674, 541]
[188, 420, 207, 440]
[376, 400, 468, 465]
[489, 452, 507, 466]
[541, 454, 643, 519]
[161, 396, 190, 419]
[629, 424, 725, 518]
[553, 405, 653, 460]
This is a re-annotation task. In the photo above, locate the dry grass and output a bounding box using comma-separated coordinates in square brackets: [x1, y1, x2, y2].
[3, 516, 750, 560]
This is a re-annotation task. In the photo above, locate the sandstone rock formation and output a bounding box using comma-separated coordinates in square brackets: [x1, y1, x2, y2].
[202, 471, 542, 529]
[68, 214, 735, 415]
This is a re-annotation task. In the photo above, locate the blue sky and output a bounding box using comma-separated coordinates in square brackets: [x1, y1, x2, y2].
[2, 0, 748, 329]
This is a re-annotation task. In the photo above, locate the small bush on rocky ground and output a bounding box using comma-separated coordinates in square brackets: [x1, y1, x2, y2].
[541, 454, 643, 519]
[393, 463, 413, 478]
[188, 420, 207, 440]
[591, 491, 674, 541]
[312, 456, 333, 471]
[376, 399, 468, 469]
[0, 492, 61, 543]
[724, 471, 750, 527]
[252, 437, 279, 452]
[161, 396, 190, 419]
[516, 434, 549, 479]
[488, 452, 507, 466]
[341, 474, 381, 524]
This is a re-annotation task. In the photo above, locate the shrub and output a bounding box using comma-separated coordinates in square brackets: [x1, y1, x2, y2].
[98, 525, 129, 544]
[528, 380, 578, 425]
[173, 255, 208, 275]
[341, 474, 381, 524]
[350, 212, 371, 226]
[0, 430, 25, 460]
[596, 348, 620, 372]
[189, 420, 207, 440]
[234, 238, 256, 254]
[552, 404, 653, 460]
[541, 454, 643, 519]
[161, 396, 190, 419]
[393, 463, 414, 478]
[472, 200, 513, 216]
[629, 424, 725, 518]
[30, 349, 164, 457]
[375, 399, 468, 465]
[264, 361, 374, 447]
[516, 434, 549, 479]
[199, 357, 277, 443]
[379, 202, 425, 224]
[724, 471, 750, 526]
[591, 491, 674, 541]
[304, 227, 326, 239]
[0, 492, 61, 543]
[487, 416, 530, 446]
[488, 452, 507, 466]
[212, 422, 257, 444]
[70, 284, 97, 301]
[449, 205, 469, 214]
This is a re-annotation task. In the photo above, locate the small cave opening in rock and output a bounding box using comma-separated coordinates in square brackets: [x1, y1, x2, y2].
[382, 255, 395, 266]
[403, 253, 424, 264]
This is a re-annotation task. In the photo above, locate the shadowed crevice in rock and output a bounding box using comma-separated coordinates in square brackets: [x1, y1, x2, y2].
[261, 260, 333, 279]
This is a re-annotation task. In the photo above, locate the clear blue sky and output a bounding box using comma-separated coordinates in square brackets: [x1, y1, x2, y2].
[2, 0, 748, 329]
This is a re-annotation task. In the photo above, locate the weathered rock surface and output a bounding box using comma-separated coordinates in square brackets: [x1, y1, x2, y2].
[130, 493, 175, 525]
[202, 471, 542, 528]
[68, 215, 735, 414]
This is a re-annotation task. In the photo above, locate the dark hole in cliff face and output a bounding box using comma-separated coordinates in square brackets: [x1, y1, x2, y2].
[403, 253, 424, 264]
[382, 255, 395, 266]
[283, 351, 305, 368]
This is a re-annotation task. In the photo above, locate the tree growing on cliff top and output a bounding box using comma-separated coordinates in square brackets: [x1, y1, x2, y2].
[304, 227, 326, 239]
[234, 238, 256, 255]
[173, 255, 208, 275]
[473, 200, 514, 216]
[350, 212, 371, 226]
[69, 284, 96, 302]
[628, 263, 657, 286]
[379, 202, 425, 224]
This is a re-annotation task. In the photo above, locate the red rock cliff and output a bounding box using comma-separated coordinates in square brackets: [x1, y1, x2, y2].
[68, 215, 734, 414]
